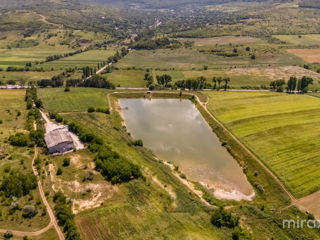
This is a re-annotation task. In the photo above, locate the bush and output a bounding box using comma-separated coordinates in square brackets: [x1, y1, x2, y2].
[4, 230, 13, 239]
[64, 87, 70, 92]
[53, 192, 81, 240]
[22, 205, 37, 218]
[88, 107, 95, 113]
[63, 158, 70, 167]
[134, 139, 143, 147]
[94, 145, 143, 184]
[56, 167, 63, 175]
[211, 207, 239, 228]
[8, 133, 30, 147]
[0, 171, 37, 198]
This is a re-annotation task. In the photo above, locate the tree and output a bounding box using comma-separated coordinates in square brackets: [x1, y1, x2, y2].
[224, 77, 230, 91]
[8, 133, 30, 147]
[297, 76, 313, 93]
[287, 76, 297, 93]
[156, 74, 172, 87]
[212, 77, 217, 89]
[63, 158, 70, 167]
[217, 77, 222, 90]
[211, 207, 239, 228]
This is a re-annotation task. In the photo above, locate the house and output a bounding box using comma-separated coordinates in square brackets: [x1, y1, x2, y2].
[45, 127, 74, 154]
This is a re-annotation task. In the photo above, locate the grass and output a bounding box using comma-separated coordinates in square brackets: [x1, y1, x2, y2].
[38, 88, 109, 113]
[205, 91, 320, 198]
[273, 34, 320, 47]
[41, 49, 115, 70]
[0, 71, 61, 85]
[36, 88, 320, 239]
[0, 89, 50, 232]
[116, 47, 303, 70]
[0, 48, 70, 69]
[103, 69, 146, 88]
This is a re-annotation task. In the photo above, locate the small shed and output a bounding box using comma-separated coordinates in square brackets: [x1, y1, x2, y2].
[45, 127, 74, 154]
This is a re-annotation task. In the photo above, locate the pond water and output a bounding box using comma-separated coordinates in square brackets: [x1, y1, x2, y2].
[119, 98, 254, 201]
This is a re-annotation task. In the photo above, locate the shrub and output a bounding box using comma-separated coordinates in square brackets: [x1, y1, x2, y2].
[64, 87, 70, 92]
[88, 107, 95, 113]
[211, 207, 239, 228]
[4, 230, 13, 239]
[0, 171, 37, 198]
[63, 158, 70, 167]
[56, 167, 63, 175]
[22, 205, 37, 218]
[134, 139, 143, 147]
[8, 133, 30, 147]
[53, 192, 81, 240]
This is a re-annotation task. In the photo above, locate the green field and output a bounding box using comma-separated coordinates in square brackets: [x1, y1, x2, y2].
[0, 48, 70, 69]
[41, 49, 115, 70]
[38, 88, 109, 113]
[274, 34, 320, 46]
[205, 91, 320, 198]
[103, 69, 146, 88]
[116, 48, 303, 70]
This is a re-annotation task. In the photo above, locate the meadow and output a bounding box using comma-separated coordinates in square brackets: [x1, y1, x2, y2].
[38, 88, 109, 113]
[274, 34, 320, 47]
[0, 71, 61, 84]
[116, 47, 303, 70]
[0, 90, 51, 233]
[37, 88, 230, 240]
[41, 49, 115, 70]
[205, 91, 320, 198]
[36, 88, 320, 239]
[103, 69, 146, 87]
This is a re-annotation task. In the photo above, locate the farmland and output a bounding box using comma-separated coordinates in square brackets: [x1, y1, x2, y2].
[38, 88, 109, 113]
[115, 46, 303, 70]
[273, 34, 320, 47]
[287, 49, 320, 63]
[41, 49, 116, 70]
[205, 91, 320, 198]
[103, 69, 146, 88]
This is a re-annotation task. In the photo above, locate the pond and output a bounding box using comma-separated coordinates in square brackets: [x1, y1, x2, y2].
[119, 98, 254, 201]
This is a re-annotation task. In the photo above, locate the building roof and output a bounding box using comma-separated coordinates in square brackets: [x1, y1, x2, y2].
[45, 127, 74, 148]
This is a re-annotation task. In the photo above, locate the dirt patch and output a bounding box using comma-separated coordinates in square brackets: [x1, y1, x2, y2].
[229, 66, 320, 80]
[295, 190, 320, 219]
[287, 49, 320, 63]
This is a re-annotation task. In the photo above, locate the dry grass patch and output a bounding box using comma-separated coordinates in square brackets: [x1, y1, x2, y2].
[287, 49, 320, 63]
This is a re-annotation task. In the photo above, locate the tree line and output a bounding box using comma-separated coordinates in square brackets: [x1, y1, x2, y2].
[270, 76, 313, 93]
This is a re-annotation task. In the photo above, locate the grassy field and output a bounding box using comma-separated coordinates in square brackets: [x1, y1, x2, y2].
[274, 34, 320, 47]
[0, 71, 61, 85]
[37, 89, 230, 240]
[116, 48, 303, 70]
[38, 88, 109, 113]
[287, 49, 320, 63]
[103, 69, 146, 88]
[0, 48, 70, 69]
[36, 88, 320, 239]
[41, 49, 115, 70]
[205, 91, 320, 198]
[0, 90, 51, 232]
